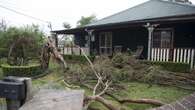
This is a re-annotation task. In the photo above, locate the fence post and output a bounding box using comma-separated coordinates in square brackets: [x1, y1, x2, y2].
[166, 49, 169, 62]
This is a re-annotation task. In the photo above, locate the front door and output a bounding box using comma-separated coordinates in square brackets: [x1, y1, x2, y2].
[99, 32, 112, 55]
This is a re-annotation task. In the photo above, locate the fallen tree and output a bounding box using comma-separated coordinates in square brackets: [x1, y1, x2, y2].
[82, 83, 165, 107]
[64, 49, 166, 110]
[107, 93, 164, 106]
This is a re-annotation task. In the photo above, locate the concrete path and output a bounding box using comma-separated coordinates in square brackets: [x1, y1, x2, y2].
[19, 89, 84, 110]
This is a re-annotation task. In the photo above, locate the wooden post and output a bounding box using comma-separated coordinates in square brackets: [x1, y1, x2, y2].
[85, 29, 94, 55]
[144, 23, 159, 60]
[148, 27, 153, 60]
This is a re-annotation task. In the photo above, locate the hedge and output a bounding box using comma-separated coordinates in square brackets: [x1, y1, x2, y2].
[63, 55, 95, 63]
[1, 64, 42, 77]
[142, 61, 190, 73]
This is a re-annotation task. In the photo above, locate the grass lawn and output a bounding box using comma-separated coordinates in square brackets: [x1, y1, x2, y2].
[87, 82, 192, 110]
[0, 60, 193, 110]
[32, 63, 193, 110]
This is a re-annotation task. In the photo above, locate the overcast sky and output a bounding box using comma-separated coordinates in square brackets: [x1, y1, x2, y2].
[0, 0, 195, 34]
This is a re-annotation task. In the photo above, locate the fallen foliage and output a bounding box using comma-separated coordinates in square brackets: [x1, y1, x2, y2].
[66, 53, 195, 89]
[64, 53, 195, 110]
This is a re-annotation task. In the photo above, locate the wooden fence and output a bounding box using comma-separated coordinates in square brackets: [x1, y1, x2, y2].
[60, 47, 90, 56]
[151, 48, 195, 69]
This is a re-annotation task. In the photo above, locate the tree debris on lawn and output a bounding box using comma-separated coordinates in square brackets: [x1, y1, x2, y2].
[63, 53, 195, 110]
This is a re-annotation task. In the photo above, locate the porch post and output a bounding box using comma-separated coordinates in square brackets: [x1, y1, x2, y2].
[144, 23, 158, 60]
[85, 29, 94, 55]
[147, 26, 154, 60]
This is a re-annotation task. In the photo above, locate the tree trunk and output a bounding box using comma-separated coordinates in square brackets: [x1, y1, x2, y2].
[85, 96, 120, 110]
[119, 99, 164, 106]
[106, 92, 164, 106]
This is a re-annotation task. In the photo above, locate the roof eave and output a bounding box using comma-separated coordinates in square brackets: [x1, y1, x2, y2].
[52, 14, 195, 34]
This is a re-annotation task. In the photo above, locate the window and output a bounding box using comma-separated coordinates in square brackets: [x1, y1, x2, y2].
[99, 32, 112, 55]
[153, 29, 173, 48]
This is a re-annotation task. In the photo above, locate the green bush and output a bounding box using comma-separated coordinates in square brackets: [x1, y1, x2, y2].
[0, 58, 7, 66]
[63, 55, 95, 63]
[142, 61, 190, 73]
[1, 64, 42, 77]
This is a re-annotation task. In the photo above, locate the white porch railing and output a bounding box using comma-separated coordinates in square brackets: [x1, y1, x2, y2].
[60, 47, 90, 56]
[151, 48, 195, 69]
[151, 48, 170, 62]
[173, 48, 194, 69]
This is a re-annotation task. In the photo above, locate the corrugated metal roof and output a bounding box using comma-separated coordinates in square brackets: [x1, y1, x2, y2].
[87, 0, 195, 27]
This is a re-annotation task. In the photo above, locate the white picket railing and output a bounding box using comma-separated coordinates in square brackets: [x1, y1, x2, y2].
[151, 48, 170, 62]
[173, 48, 194, 69]
[151, 48, 195, 69]
[60, 47, 90, 56]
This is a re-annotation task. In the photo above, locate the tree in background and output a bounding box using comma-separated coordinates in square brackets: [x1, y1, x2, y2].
[62, 22, 71, 29]
[77, 15, 97, 27]
[0, 19, 7, 32]
[0, 24, 45, 65]
[61, 22, 74, 48]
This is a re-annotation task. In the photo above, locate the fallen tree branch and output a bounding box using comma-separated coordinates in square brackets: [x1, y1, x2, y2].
[106, 92, 164, 106]
[85, 96, 120, 110]
[83, 83, 165, 106]
[63, 80, 80, 89]
[119, 99, 164, 106]
[74, 47, 165, 110]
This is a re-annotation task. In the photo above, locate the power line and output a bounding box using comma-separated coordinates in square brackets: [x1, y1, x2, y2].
[0, 4, 50, 24]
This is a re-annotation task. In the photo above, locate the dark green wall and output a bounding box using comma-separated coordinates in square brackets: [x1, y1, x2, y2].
[74, 33, 86, 47]
[173, 23, 195, 48]
[74, 22, 195, 58]
[112, 27, 148, 58]
[90, 27, 148, 58]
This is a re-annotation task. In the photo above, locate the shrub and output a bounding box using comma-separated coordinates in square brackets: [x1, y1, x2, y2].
[1, 63, 42, 77]
[141, 61, 190, 73]
[0, 58, 7, 66]
[63, 55, 95, 63]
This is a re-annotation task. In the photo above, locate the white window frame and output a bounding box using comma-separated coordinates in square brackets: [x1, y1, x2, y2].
[152, 28, 174, 49]
[99, 32, 112, 55]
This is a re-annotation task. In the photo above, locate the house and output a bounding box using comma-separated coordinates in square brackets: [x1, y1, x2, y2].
[52, 0, 195, 69]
